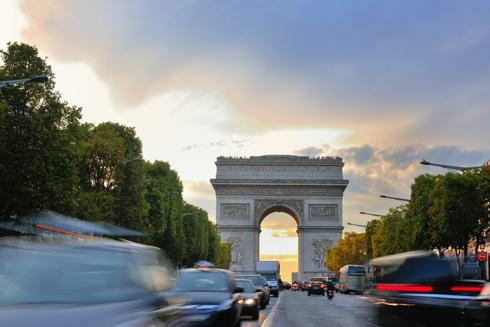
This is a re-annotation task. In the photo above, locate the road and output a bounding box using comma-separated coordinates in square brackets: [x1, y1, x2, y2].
[243, 290, 489, 327]
[242, 291, 378, 327]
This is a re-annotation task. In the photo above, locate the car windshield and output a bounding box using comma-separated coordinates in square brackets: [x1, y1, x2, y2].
[174, 271, 229, 292]
[0, 243, 167, 305]
[262, 274, 276, 281]
[236, 280, 255, 293]
[237, 275, 264, 287]
[348, 266, 366, 276]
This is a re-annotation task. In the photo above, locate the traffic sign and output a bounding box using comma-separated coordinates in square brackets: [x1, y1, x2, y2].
[477, 251, 488, 262]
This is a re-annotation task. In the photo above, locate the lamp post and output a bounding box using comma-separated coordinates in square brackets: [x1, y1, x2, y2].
[0, 75, 49, 89]
[360, 211, 384, 217]
[380, 194, 410, 202]
[347, 222, 367, 228]
[420, 159, 485, 172]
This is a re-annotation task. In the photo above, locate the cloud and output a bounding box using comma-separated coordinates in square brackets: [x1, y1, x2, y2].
[294, 146, 324, 157]
[271, 230, 298, 238]
[18, 0, 490, 146]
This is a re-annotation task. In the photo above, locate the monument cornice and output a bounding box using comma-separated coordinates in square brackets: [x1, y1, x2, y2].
[216, 155, 344, 166]
[297, 226, 344, 232]
[210, 178, 349, 187]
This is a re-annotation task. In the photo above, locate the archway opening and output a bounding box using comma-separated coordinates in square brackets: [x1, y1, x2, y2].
[259, 212, 298, 284]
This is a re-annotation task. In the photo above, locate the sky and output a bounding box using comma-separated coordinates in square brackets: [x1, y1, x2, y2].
[2, 1, 490, 281]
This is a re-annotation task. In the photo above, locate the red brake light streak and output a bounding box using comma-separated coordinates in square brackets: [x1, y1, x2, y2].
[450, 286, 484, 292]
[375, 284, 433, 293]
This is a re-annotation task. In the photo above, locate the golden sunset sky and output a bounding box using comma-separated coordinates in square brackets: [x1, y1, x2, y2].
[2, 1, 490, 281]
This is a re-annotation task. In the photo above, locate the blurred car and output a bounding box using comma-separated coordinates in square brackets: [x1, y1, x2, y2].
[307, 281, 325, 296]
[173, 268, 242, 327]
[0, 237, 183, 327]
[235, 279, 260, 320]
[300, 280, 310, 292]
[236, 274, 270, 309]
[282, 281, 291, 290]
[368, 251, 490, 326]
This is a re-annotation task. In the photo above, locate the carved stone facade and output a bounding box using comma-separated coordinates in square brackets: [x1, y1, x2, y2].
[211, 155, 349, 280]
[221, 204, 249, 220]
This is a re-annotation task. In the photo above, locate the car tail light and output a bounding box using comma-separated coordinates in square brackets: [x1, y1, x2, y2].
[450, 286, 484, 292]
[375, 284, 433, 293]
[308, 284, 312, 288]
[321, 285, 325, 289]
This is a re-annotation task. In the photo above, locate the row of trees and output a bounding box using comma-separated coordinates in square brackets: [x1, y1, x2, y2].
[0, 42, 231, 269]
[327, 167, 490, 272]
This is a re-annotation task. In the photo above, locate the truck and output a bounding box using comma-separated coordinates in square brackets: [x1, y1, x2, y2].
[256, 261, 280, 297]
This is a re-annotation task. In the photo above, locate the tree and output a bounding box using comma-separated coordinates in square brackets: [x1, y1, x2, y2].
[206, 221, 221, 263]
[0, 42, 81, 218]
[215, 243, 232, 269]
[365, 219, 380, 260]
[406, 174, 438, 251]
[182, 202, 210, 267]
[367, 206, 408, 258]
[429, 173, 487, 262]
[326, 232, 367, 272]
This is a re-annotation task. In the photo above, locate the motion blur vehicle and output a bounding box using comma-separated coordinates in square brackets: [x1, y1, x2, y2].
[301, 280, 310, 292]
[339, 264, 366, 294]
[235, 279, 260, 320]
[0, 237, 183, 327]
[291, 282, 299, 291]
[236, 274, 269, 309]
[307, 281, 325, 296]
[173, 268, 242, 327]
[368, 251, 490, 326]
[255, 261, 280, 297]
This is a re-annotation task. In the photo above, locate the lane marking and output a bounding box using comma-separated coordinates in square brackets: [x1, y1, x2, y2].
[262, 295, 282, 327]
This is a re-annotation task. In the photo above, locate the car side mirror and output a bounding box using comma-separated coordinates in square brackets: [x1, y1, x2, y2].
[233, 287, 244, 294]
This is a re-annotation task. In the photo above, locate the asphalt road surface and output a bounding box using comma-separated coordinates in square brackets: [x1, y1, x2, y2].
[242, 290, 488, 327]
[261, 291, 378, 327]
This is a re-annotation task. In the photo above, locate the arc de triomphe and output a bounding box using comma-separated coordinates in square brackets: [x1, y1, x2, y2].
[210, 155, 349, 281]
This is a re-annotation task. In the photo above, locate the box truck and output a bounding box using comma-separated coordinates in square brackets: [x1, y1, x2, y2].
[256, 261, 280, 297]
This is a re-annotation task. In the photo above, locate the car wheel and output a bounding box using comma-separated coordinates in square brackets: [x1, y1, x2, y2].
[307, 292, 311, 296]
[252, 307, 260, 320]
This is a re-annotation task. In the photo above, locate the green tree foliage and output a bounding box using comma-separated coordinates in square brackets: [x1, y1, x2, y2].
[206, 221, 221, 263]
[429, 173, 487, 259]
[76, 122, 147, 231]
[405, 174, 438, 250]
[215, 243, 232, 269]
[0, 42, 81, 217]
[365, 219, 380, 260]
[182, 202, 210, 267]
[326, 232, 367, 272]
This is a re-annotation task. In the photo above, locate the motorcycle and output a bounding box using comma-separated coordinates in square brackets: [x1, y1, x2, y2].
[326, 287, 334, 300]
[292, 283, 299, 291]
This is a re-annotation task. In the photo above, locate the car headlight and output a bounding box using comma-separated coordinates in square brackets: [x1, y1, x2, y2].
[244, 298, 255, 305]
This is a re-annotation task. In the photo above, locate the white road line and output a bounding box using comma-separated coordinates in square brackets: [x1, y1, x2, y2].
[261, 296, 282, 327]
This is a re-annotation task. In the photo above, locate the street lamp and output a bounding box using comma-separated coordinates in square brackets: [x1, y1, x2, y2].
[420, 159, 485, 172]
[0, 75, 49, 89]
[360, 211, 384, 217]
[347, 222, 367, 228]
[380, 194, 410, 202]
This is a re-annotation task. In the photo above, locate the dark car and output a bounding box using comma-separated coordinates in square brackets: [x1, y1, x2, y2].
[307, 281, 325, 296]
[0, 237, 183, 327]
[173, 268, 242, 327]
[368, 251, 490, 326]
[236, 274, 270, 309]
[301, 280, 310, 292]
[236, 279, 260, 320]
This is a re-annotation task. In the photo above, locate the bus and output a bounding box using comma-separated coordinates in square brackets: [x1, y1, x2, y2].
[338, 264, 366, 294]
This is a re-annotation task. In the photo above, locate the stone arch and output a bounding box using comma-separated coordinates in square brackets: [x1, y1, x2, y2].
[255, 199, 303, 227]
